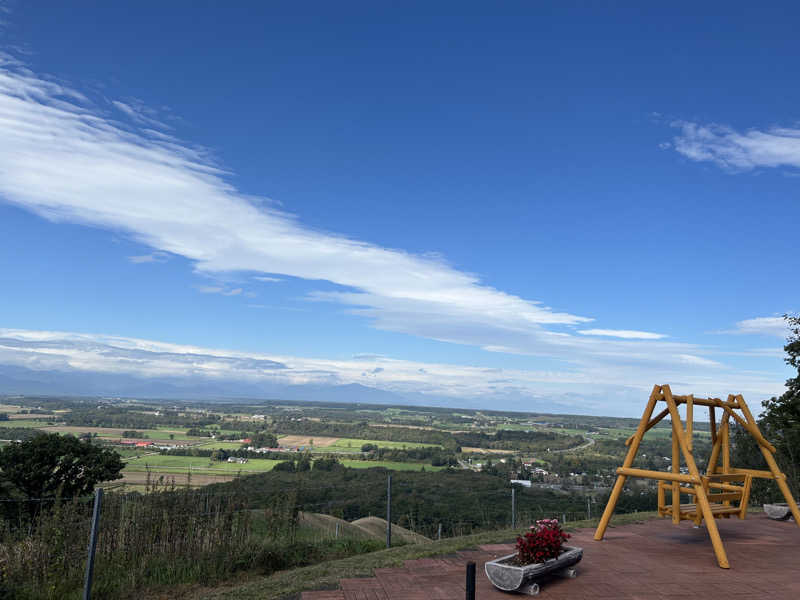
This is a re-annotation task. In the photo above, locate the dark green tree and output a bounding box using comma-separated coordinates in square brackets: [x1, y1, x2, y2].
[246, 431, 278, 448]
[733, 314, 800, 501]
[0, 433, 124, 500]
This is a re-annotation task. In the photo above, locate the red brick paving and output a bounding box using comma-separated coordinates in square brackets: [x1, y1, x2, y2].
[301, 515, 800, 599]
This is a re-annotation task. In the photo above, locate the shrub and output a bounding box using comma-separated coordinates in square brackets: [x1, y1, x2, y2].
[515, 518, 570, 565]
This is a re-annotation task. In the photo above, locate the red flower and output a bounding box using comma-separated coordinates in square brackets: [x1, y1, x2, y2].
[515, 519, 570, 565]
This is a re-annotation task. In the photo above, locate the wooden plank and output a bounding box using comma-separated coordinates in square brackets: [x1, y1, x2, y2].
[685, 395, 694, 452]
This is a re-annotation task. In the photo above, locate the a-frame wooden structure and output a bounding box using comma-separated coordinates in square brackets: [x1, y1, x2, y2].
[594, 384, 800, 568]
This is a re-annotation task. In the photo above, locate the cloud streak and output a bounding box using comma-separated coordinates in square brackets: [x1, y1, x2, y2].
[718, 316, 791, 338]
[577, 329, 666, 340]
[0, 54, 597, 359]
[671, 121, 800, 171]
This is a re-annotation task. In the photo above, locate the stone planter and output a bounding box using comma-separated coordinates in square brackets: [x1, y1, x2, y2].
[484, 546, 583, 595]
[763, 503, 793, 521]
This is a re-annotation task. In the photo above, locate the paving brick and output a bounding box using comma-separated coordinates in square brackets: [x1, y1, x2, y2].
[305, 516, 800, 599]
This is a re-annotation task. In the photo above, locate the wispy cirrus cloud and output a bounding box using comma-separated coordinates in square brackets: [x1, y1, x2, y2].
[0, 54, 596, 356]
[128, 251, 169, 264]
[198, 286, 243, 296]
[670, 121, 800, 171]
[576, 329, 666, 340]
[717, 316, 791, 338]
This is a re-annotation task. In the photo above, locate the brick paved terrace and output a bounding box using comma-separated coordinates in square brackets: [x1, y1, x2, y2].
[301, 515, 799, 599]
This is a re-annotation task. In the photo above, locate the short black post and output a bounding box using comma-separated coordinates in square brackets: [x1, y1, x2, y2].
[511, 487, 516, 529]
[386, 474, 392, 548]
[83, 487, 103, 600]
[465, 561, 476, 600]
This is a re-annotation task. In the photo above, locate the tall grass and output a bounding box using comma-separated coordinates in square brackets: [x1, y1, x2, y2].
[0, 475, 381, 599]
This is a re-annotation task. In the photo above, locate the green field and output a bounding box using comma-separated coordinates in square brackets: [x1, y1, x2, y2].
[325, 438, 441, 451]
[122, 453, 444, 475]
[0, 419, 54, 428]
[198, 441, 248, 450]
[124, 454, 282, 473]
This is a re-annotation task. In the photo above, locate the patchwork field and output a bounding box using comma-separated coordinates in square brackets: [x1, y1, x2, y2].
[278, 435, 340, 447]
[124, 454, 283, 473]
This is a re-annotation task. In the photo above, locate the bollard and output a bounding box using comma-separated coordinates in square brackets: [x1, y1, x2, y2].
[83, 488, 103, 600]
[466, 561, 476, 600]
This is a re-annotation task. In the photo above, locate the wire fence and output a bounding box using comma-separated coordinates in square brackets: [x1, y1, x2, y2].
[0, 475, 648, 599]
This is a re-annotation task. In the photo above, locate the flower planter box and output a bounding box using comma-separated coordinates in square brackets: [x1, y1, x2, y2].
[484, 545, 583, 595]
[763, 503, 793, 521]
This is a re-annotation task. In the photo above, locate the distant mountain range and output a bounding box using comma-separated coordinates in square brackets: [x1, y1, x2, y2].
[0, 363, 603, 414]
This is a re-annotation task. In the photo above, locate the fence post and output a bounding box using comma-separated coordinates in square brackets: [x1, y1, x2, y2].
[511, 487, 516, 529]
[465, 561, 476, 600]
[83, 487, 103, 600]
[335, 522, 340, 539]
[438, 522, 442, 541]
[587, 496, 591, 520]
[386, 474, 392, 548]
[562, 512, 566, 524]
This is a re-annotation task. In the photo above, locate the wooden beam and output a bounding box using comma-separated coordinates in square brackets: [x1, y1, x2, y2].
[730, 467, 781, 479]
[709, 406, 717, 444]
[594, 385, 661, 541]
[617, 467, 699, 483]
[721, 415, 731, 507]
[685, 395, 694, 452]
[735, 394, 800, 527]
[672, 423, 680, 524]
[625, 408, 669, 446]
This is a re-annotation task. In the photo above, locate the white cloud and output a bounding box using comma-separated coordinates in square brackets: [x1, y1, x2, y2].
[0, 55, 597, 359]
[253, 276, 282, 282]
[0, 328, 787, 412]
[198, 286, 243, 296]
[577, 329, 666, 340]
[128, 251, 169, 264]
[720, 316, 790, 338]
[670, 121, 800, 171]
[676, 354, 723, 368]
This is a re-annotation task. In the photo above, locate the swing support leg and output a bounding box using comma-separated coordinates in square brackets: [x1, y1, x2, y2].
[594, 386, 659, 541]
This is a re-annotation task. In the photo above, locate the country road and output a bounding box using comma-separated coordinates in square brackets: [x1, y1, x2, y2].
[548, 435, 595, 453]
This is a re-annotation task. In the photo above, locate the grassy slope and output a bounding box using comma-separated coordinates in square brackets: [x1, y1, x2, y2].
[152, 512, 660, 600]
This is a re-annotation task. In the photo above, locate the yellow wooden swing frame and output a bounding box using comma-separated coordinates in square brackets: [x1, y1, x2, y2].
[594, 384, 800, 568]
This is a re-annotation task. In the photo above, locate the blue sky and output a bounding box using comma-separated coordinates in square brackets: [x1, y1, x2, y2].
[0, 2, 798, 415]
